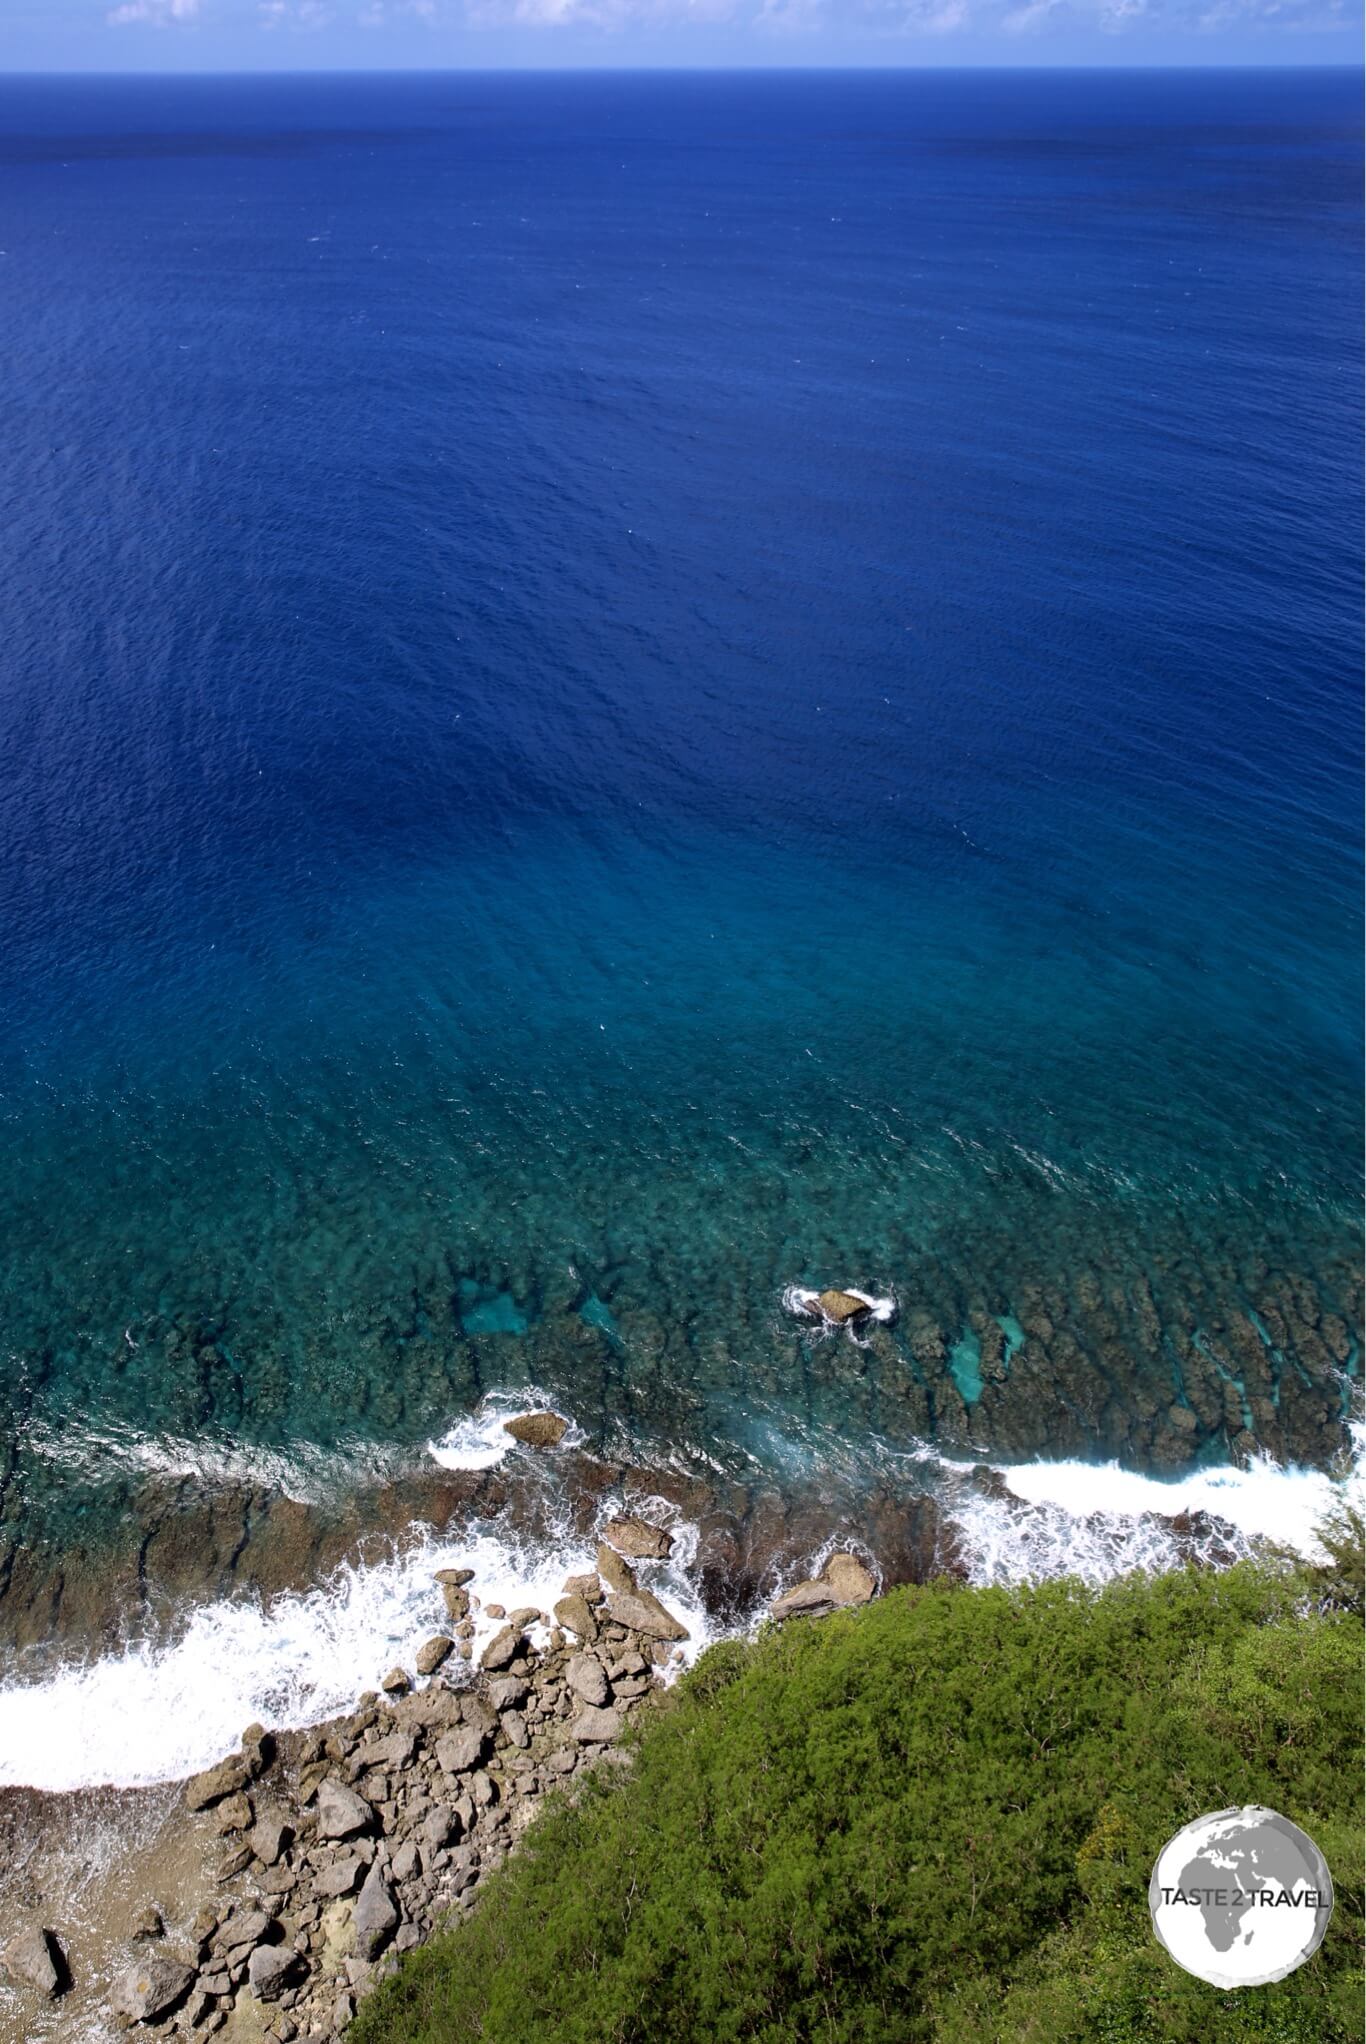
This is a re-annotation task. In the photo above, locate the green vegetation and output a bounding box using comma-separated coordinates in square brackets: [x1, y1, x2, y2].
[354, 1563, 1363, 2044]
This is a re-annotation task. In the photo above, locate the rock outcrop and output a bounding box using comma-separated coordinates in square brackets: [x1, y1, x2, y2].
[501, 1412, 569, 1448]
[601, 1516, 674, 1561]
[769, 1549, 878, 1622]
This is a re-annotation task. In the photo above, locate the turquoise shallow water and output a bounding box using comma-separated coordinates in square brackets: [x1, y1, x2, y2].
[0, 69, 1360, 1628]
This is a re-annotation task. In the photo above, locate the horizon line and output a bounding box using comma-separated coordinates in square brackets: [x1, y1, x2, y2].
[5, 58, 1363, 75]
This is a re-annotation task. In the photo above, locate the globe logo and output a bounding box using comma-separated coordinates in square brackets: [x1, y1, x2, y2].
[1149, 1807, 1334, 1988]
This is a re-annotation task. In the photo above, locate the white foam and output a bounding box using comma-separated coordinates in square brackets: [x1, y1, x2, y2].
[0, 1512, 714, 1793]
[26, 1418, 411, 1505]
[944, 1422, 1363, 1588]
[3, 1400, 1356, 1791]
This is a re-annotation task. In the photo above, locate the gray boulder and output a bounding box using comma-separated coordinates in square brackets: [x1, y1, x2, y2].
[314, 1856, 365, 1899]
[565, 1653, 610, 1706]
[479, 1625, 521, 1672]
[422, 1805, 461, 1852]
[213, 1790, 253, 1834]
[111, 1951, 194, 2025]
[1, 1926, 66, 1998]
[315, 1778, 374, 1840]
[553, 1593, 597, 1641]
[415, 1635, 454, 1676]
[353, 1863, 399, 1962]
[247, 1944, 297, 2002]
[595, 1544, 638, 1596]
[486, 1674, 528, 1710]
[602, 1516, 674, 1561]
[768, 1580, 837, 1621]
[770, 1551, 878, 1622]
[435, 1726, 486, 1775]
[248, 1809, 291, 1867]
[572, 1706, 624, 1744]
[605, 1589, 689, 1642]
[219, 1909, 273, 1958]
[359, 1732, 416, 1773]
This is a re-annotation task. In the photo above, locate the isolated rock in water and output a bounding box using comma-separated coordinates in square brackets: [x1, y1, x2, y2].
[2, 1926, 66, 1998]
[247, 1944, 297, 2002]
[565, 1653, 610, 1706]
[768, 1580, 838, 1622]
[817, 1290, 870, 1323]
[415, 1634, 454, 1676]
[130, 1906, 164, 1943]
[434, 1566, 475, 1588]
[314, 1778, 374, 1841]
[606, 1589, 689, 1642]
[441, 1582, 471, 1622]
[184, 1752, 253, 1811]
[573, 1706, 624, 1744]
[602, 1515, 674, 1561]
[823, 1552, 877, 1605]
[111, 1951, 195, 2025]
[596, 1543, 638, 1597]
[502, 1411, 568, 1448]
[381, 1666, 410, 1696]
[353, 1862, 399, 1962]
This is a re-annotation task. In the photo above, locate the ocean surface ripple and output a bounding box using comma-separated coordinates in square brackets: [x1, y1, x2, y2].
[0, 69, 1359, 1775]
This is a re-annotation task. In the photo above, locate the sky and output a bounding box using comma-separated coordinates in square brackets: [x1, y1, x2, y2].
[0, 0, 1361, 76]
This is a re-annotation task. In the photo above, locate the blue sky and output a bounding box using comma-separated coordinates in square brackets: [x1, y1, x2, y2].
[1, 0, 1360, 71]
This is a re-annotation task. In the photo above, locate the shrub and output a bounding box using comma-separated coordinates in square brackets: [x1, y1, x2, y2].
[354, 1566, 1362, 2044]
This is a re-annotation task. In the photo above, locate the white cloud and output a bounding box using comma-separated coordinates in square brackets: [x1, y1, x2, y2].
[106, 0, 199, 23]
[466, 0, 742, 22]
[1002, 0, 1060, 29]
[259, 0, 333, 23]
[359, 0, 437, 21]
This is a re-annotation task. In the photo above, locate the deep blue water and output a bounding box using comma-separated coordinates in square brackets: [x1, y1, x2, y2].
[0, 69, 1360, 1594]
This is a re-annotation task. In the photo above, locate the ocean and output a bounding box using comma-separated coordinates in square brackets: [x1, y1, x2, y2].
[0, 66, 1360, 1788]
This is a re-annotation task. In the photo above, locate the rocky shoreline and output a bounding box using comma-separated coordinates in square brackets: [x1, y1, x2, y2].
[0, 1483, 888, 2044]
[0, 1405, 1283, 2044]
